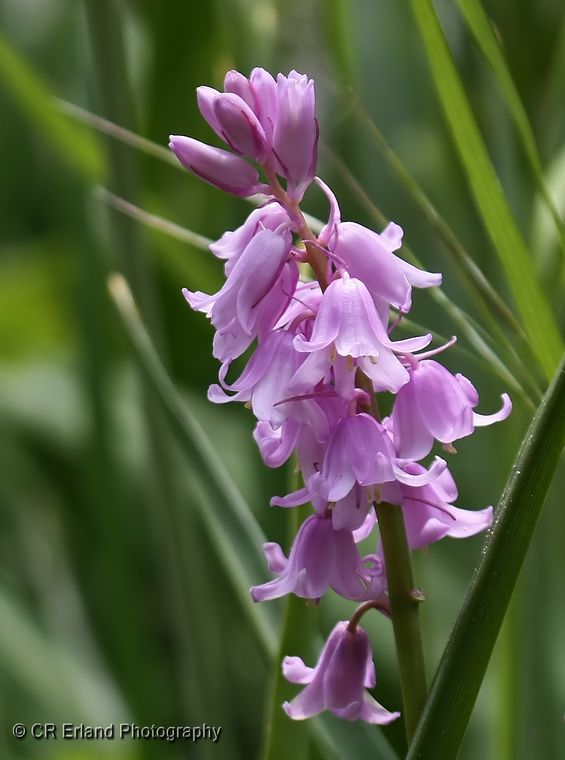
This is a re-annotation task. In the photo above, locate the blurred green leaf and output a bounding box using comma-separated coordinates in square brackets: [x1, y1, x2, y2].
[57, 98, 176, 168]
[323, 0, 359, 85]
[0, 34, 104, 181]
[108, 273, 279, 655]
[457, 0, 565, 260]
[409, 0, 563, 382]
[532, 143, 565, 292]
[407, 352, 565, 759]
[322, 150, 539, 408]
[342, 101, 526, 342]
[0, 588, 128, 725]
[109, 274, 399, 760]
[261, 486, 316, 760]
[96, 187, 213, 250]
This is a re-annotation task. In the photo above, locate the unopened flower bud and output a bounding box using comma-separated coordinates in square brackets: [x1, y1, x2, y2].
[169, 135, 264, 196]
[272, 71, 318, 195]
[213, 93, 268, 161]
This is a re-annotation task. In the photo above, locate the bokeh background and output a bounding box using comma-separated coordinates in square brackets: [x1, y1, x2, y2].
[1, 1, 564, 758]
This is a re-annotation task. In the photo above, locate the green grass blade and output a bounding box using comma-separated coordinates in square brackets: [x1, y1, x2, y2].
[108, 273, 278, 654]
[66, 87, 536, 404]
[324, 149, 539, 407]
[457, 0, 565, 258]
[406, 352, 565, 760]
[323, 0, 359, 85]
[57, 97, 177, 167]
[97, 186, 213, 249]
[409, 0, 563, 381]
[261, 507, 317, 760]
[341, 104, 525, 341]
[109, 273, 398, 760]
[0, 35, 104, 180]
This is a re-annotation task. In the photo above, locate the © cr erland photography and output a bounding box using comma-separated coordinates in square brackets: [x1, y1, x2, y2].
[1, 1, 565, 759]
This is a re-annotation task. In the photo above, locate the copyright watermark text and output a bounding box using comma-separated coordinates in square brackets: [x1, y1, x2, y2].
[11, 722, 222, 743]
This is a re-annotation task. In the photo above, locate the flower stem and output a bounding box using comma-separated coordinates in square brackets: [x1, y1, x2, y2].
[376, 501, 427, 741]
[268, 169, 428, 740]
[355, 370, 427, 741]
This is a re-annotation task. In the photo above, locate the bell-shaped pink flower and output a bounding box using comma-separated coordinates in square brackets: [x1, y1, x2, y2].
[380, 464, 493, 549]
[308, 413, 447, 503]
[208, 330, 306, 426]
[253, 418, 301, 468]
[293, 274, 432, 381]
[283, 621, 400, 724]
[272, 71, 318, 197]
[169, 135, 266, 196]
[210, 202, 290, 275]
[250, 514, 386, 603]
[272, 480, 375, 533]
[184, 228, 297, 362]
[391, 359, 512, 460]
[334, 221, 442, 312]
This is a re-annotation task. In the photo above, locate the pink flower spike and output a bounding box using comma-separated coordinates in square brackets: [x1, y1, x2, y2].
[169, 135, 266, 196]
[282, 621, 400, 724]
[249, 68, 278, 142]
[196, 86, 223, 134]
[209, 202, 290, 275]
[253, 419, 301, 468]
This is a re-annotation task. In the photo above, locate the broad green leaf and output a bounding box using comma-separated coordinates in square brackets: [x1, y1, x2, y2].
[0, 35, 104, 180]
[457, 0, 565, 259]
[407, 352, 565, 759]
[409, 0, 563, 381]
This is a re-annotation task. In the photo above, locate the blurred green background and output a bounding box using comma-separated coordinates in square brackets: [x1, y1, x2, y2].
[1, 0, 564, 758]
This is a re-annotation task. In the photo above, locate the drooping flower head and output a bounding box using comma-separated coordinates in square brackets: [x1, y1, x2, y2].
[283, 621, 400, 724]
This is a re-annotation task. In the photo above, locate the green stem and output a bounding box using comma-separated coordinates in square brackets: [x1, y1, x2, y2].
[261, 491, 316, 760]
[264, 163, 429, 742]
[375, 502, 427, 742]
[356, 371, 427, 741]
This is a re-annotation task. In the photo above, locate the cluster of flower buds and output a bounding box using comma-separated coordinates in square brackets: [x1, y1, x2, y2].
[170, 68, 512, 725]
